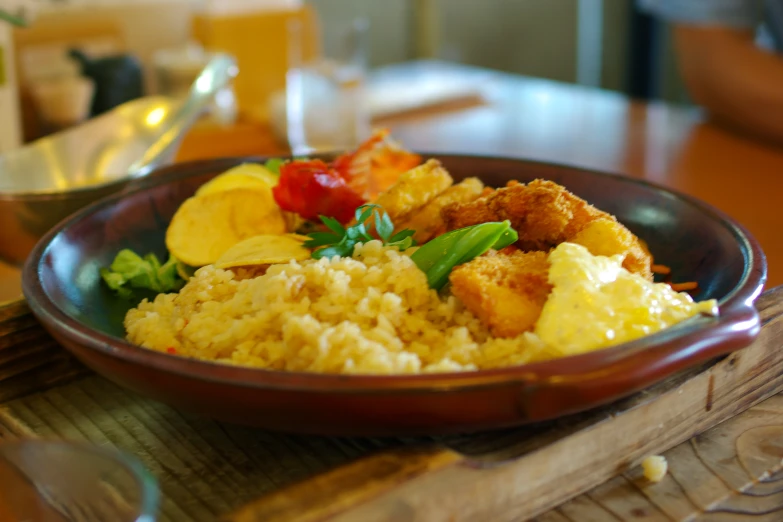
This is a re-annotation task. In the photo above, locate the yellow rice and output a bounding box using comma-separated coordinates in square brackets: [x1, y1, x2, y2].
[124, 241, 555, 374]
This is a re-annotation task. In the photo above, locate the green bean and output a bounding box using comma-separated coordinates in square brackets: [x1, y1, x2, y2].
[411, 220, 518, 290]
[409, 227, 472, 274]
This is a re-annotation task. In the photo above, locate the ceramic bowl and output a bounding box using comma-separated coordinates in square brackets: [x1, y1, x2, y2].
[22, 155, 767, 435]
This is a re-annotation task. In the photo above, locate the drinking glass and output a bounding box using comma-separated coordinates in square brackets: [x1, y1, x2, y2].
[0, 439, 159, 521]
[283, 17, 371, 156]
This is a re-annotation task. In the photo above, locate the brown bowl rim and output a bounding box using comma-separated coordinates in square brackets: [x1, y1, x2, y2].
[22, 154, 768, 393]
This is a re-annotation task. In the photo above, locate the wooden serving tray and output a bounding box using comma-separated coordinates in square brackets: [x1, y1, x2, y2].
[1, 287, 783, 522]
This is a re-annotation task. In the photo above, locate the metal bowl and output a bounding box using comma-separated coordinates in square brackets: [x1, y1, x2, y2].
[0, 96, 180, 266]
[0, 53, 238, 266]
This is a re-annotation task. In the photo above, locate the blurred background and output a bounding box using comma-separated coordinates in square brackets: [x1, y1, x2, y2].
[4, 1, 783, 317]
[0, 0, 686, 154]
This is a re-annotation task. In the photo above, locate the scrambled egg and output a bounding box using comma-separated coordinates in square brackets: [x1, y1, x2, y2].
[535, 243, 718, 355]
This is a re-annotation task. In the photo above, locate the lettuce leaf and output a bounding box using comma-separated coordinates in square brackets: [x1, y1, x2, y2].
[100, 249, 188, 298]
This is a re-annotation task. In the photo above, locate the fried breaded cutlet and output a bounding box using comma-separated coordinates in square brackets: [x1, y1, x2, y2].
[442, 179, 652, 279]
[449, 249, 552, 338]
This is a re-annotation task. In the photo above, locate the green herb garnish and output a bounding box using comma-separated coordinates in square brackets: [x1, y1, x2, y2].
[100, 249, 188, 298]
[304, 206, 517, 290]
[304, 204, 416, 259]
[410, 220, 518, 290]
[263, 158, 285, 175]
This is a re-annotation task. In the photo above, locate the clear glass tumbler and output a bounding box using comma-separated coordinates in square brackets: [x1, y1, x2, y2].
[284, 17, 371, 156]
[0, 439, 159, 522]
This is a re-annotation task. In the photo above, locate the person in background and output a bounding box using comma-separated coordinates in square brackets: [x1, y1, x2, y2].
[640, 0, 783, 147]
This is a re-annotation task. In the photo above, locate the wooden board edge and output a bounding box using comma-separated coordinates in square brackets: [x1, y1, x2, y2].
[222, 446, 465, 522]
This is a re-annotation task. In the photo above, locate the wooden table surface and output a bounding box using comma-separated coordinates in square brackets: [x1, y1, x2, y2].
[2, 282, 782, 522]
[2, 60, 783, 521]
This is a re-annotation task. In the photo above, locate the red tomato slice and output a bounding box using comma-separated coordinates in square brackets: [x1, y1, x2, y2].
[273, 160, 366, 224]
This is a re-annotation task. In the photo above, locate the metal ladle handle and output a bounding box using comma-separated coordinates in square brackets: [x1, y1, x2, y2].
[127, 53, 239, 178]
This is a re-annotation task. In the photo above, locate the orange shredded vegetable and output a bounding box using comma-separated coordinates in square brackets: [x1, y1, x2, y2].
[651, 264, 671, 275]
[668, 282, 699, 292]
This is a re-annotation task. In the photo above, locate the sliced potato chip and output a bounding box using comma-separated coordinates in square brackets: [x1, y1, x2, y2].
[195, 163, 278, 197]
[215, 234, 311, 269]
[166, 187, 287, 266]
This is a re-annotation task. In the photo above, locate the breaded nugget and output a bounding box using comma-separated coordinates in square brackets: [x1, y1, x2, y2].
[371, 159, 453, 220]
[449, 250, 552, 338]
[399, 177, 484, 244]
[568, 218, 653, 279]
[441, 194, 498, 232]
[444, 180, 602, 250]
[442, 179, 653, 279]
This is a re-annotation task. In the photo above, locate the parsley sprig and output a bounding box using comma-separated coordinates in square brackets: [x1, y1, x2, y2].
[304, 204, 416, 259]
